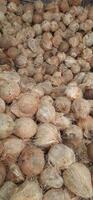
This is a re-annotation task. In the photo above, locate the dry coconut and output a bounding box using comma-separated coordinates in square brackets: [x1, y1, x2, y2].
[18, 145, 45, 177]
[63, 162, 93, 198]
[0, 162, 6, 187]
[10, 179, 43, 200]
[78, 115, 93, 139]
[14, 117, 37, 139]
[11, 93, 40, 117]
[43, 188, 71, 200]
[34, 123, 61, 148]
[0, 0, 93, 199]
[0, 113, 14, 139]
[2, 136, 25, 162]
[0, 181, 17, 200]
[40, 96, 54, 105]
[0, 71, 20, 84]
[72, 98, 90, 119]
[36, 102, 56, 123]
[54, 113, 71, 130]
[63, 125, 83, 148]
[48, 143, 75, 170]
[40, 165, 63, 189]
[38, 81, 52, 95]
[6, 163, 24, 183]
[0, 98, 5, 113]
[54, 96, 71, 114]
[65, 83, 82, 100]
[0, 141, 4, 156]
[87, 142, 93, 161]
[0, 81, 20, 103]
[31, 86, 44, 98]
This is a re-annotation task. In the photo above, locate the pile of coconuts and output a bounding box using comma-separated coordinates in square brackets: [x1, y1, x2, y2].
[0, 0, 93, 199]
